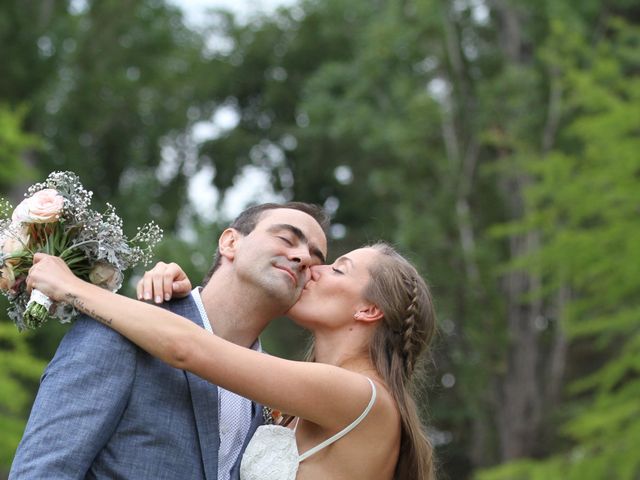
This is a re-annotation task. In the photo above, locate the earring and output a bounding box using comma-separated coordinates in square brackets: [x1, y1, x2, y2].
[353, 312, 361, 320]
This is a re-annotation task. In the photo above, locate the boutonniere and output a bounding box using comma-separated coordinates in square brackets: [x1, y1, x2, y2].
[262, 406, 282, 425]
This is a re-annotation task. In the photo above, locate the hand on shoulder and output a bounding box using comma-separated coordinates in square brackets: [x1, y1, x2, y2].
[136, 261, 192, 304]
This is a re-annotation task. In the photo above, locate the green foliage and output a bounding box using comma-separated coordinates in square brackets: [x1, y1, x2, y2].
[0, 105, 38, 187]
[0, 94, 43, 475]
[478, 11, 640, 480]
[0, 0, 212, 230]
[0, 2, 73, 105]
[0, 317, 46, 468]
[151, 222, 220, 287]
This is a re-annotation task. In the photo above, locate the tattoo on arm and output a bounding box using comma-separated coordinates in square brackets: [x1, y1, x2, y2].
[64, 293, 113, 326]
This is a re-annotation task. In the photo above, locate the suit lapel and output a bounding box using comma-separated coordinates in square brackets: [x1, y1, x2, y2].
[167, 295, 220, 480]
[185, 371, 220, 480]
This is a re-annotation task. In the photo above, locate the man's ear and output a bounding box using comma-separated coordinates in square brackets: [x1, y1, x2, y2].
[218, 228, 241, 261]
[353, 303, 384, 323]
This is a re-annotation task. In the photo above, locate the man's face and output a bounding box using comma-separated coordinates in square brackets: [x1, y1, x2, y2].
[232, 208, 327, 309]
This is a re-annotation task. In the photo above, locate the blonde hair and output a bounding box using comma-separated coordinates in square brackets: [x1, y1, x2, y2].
[363, 243, 436, 480]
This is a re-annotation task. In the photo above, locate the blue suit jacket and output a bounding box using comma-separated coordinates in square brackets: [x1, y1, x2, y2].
[9, 294, 263, 479]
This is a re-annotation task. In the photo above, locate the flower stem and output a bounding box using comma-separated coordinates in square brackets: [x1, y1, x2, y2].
[23, 302, 50, 329]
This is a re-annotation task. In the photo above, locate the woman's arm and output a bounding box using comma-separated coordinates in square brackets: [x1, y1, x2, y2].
[27, 253, 373, 430]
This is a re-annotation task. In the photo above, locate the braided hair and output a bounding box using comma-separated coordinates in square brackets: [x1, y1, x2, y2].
[362, 243, 437, 480]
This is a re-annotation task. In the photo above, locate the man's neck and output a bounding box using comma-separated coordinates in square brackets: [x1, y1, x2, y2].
[198, 274, 283, 348]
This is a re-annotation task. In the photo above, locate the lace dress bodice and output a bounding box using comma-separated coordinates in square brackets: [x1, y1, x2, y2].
[239, 425, 299, 480]
[240, 378, 377, 480]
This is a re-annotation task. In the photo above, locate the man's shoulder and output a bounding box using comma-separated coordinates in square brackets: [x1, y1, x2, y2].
[160, 293, 198, 315]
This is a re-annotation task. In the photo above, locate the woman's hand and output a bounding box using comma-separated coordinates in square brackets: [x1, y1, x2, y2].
[27, 253, 83, 302]
[136, 262, 192, 303]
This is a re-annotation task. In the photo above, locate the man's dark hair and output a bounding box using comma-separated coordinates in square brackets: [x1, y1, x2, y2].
[202, 202, 330, 284]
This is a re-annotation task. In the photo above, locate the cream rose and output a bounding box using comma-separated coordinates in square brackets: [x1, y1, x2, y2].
[89, 262, 123, 291]
[11, 200, 30, 224]
[12, 189, 64, 224]
[0, 264, 16, 291]
[1, 227, 30, 266]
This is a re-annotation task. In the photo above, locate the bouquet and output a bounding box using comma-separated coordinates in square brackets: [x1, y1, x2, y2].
[0, 171, 163, 331]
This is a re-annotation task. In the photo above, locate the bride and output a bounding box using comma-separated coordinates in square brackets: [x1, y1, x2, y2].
[27, 243, 436, 480]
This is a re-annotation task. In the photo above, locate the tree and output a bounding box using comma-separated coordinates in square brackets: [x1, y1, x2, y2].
[477, 12, 640, 480]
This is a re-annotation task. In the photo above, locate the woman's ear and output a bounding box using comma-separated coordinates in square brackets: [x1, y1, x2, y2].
[218, 228, 240, 261]
[353, 303, 384, 323]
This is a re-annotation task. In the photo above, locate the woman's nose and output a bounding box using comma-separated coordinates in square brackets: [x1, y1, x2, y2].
[309, 265, 323, 280]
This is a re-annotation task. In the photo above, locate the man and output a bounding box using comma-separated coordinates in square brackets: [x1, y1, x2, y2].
[9, 202, 329, 480]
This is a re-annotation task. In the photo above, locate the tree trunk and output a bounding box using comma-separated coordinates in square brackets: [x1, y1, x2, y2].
[490, 0, 569, 462]
[497, 213, 545, 459]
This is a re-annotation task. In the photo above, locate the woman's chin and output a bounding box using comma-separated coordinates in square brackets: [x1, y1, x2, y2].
[286, 305, 312, 327]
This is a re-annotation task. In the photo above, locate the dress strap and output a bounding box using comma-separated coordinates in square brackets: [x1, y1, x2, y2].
[298, 377, 377, 462]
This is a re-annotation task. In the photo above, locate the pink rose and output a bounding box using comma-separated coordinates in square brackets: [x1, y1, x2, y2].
[12, 189, 64, 224]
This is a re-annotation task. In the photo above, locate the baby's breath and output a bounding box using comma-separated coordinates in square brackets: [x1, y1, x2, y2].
[0, 199, 13, 233]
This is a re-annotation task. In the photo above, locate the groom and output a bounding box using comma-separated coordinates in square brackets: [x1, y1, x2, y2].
[9, 202, 329, 480]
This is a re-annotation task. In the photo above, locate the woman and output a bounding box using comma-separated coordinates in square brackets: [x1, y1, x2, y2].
[27, 243, 436, 480]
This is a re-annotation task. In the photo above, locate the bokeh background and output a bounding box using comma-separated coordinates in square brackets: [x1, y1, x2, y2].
[1, 0, 639, 478]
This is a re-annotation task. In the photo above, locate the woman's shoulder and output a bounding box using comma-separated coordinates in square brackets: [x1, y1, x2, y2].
[339, 374, 401, 444]
[334, 371, 399, 426]
[312, 376, 400, 479]
[368, 377, 401, 428]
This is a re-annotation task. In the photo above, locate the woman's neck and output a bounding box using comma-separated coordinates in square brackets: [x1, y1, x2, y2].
[312, 327, 374, 373]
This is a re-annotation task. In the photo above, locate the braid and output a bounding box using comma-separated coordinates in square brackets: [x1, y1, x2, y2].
[401, 275, 419, 376]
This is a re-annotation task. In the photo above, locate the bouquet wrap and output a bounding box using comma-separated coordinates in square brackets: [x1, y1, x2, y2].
[25, 289, 53, 329]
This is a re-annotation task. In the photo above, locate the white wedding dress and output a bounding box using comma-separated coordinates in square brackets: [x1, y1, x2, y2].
[240, 378, 377, 480]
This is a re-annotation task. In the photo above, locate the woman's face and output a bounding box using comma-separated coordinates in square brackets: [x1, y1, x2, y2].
[287, 247, 379, 328]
